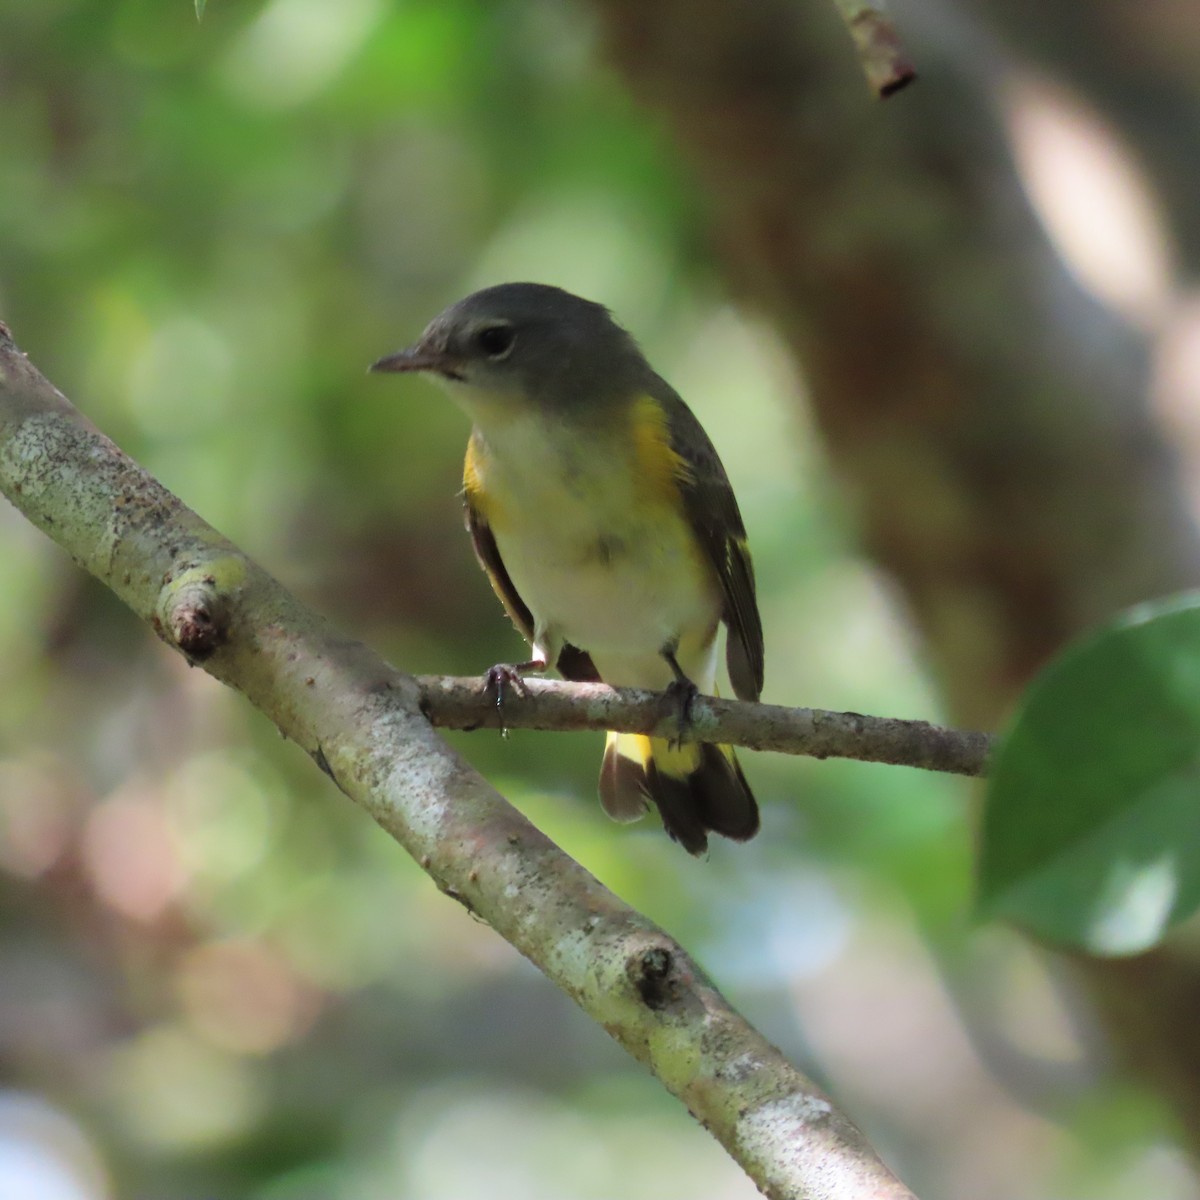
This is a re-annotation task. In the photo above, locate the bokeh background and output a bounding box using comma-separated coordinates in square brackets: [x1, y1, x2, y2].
[3, 1, 1200, 1197]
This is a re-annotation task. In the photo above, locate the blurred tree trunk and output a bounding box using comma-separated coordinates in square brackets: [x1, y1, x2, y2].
[591, 0, 1200, 1151]
[963, 0, 1200, 272]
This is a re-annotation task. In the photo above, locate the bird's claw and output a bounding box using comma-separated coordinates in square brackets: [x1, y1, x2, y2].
[663, 677, 698, 750]
[483, 663, 531, 737]
[484, 663, 531, 703]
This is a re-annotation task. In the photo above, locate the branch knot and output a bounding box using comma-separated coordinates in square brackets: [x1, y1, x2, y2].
[632, 945, 677, 1011]
[157, 563, 238, 660]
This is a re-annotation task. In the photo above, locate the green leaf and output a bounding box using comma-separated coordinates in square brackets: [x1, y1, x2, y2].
[979, 592, 1200, 955]
[195, 0, 206, 19]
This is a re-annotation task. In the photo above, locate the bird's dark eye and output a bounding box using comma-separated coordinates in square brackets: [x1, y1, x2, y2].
[476, 323, 516, 359]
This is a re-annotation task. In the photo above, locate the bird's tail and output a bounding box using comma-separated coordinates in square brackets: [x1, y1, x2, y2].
[598, 732, 759, 855]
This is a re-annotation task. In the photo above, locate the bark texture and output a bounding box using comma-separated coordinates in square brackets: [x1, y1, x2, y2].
[417, 675, 993, 774]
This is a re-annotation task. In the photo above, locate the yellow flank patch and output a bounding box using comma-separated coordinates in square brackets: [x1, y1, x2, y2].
[630, 395, 692, 505]
[463, 434, 498, 523]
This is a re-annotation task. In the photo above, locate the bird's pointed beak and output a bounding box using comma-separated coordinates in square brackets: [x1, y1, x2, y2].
[369, 346, 438, 374]
[369, 344, 466, 382]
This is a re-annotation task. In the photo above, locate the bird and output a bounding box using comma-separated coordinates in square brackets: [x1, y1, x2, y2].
[371, 282, 763, 854]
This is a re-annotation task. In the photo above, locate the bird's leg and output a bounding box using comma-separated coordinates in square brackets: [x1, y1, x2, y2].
[661, 642, 698, 749]
[483, 631, 556, 733]
[483, 659, 543, 738]
[483, 657, 545, 704]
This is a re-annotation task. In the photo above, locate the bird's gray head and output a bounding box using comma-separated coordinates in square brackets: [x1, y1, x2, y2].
[370, 283, 650, 413]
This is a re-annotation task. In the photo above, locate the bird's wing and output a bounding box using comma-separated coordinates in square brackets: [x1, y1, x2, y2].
[463, 495, 534, 643]
[657, 386, 764, 701]
[463, 460, 600, 683]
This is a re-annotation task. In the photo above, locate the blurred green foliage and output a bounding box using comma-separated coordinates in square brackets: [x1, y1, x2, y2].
[982, 592, 1200, 955]
[0, 2, 1181, 1199]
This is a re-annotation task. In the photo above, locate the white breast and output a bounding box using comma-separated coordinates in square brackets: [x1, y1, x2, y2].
[472, 411, 721, 691]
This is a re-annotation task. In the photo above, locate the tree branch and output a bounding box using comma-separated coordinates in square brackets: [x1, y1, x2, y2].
[0, 329, 919, 1197]
[832, 0, 916, 98]
[417, 675, 994, 777]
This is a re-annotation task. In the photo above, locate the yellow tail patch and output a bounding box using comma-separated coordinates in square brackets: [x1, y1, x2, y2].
[598, 730, 757, 854]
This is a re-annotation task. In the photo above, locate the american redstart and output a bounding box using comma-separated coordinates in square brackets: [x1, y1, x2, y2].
[372, 283, 763, 854]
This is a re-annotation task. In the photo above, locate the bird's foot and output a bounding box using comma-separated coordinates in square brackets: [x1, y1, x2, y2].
[659, 644, 699, 749]
[482, 660, 543, 737]
[663, 677, 698, 750]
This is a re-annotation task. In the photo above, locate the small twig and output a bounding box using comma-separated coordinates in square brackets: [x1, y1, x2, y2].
[833, 0, 917, 98]
[417, 675, 994, 777]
